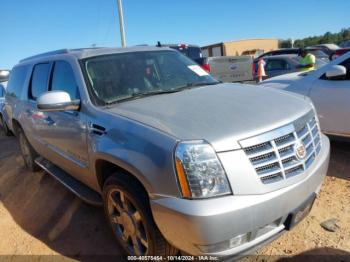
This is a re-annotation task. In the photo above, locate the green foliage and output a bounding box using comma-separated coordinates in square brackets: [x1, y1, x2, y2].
[293, 28, 350, 48]
[279, 39, 293, 48]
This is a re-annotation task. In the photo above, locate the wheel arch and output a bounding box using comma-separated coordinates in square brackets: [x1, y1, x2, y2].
[11, 118, 22, 137]
[94, 154, 152, 199]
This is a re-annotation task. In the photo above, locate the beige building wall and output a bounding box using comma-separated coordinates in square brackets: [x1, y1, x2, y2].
[223, 39, 279, 56]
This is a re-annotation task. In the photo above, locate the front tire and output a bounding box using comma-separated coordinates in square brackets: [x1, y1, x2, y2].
[18, 129, 40, 172]
[103, 175, 178, 256]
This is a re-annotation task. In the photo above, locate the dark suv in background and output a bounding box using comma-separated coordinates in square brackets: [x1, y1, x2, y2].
[157, 43, 209, 71]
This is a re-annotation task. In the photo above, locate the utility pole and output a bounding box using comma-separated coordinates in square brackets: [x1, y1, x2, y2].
[116, 0, 126, 47]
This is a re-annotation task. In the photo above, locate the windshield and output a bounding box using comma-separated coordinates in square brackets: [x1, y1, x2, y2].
[83, 50, 218, 105]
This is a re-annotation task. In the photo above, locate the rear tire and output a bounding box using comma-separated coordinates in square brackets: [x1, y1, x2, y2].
[103, 174, 178, 256]
[18, 129, 40, 172]
[0, 115, 11, 136]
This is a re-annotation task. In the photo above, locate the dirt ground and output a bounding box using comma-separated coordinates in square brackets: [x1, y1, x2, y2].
[0, 130, 349, 261]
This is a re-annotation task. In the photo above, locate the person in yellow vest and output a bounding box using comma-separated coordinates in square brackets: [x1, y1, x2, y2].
[297, 48, 316, 71]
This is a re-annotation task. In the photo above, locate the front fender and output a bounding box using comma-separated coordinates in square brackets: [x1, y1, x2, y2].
[88, 124, 182, 198]
[92, 151, 154, 195]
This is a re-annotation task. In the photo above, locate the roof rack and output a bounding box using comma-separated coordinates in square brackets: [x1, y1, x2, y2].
[19, 49, 70, 62]
[19, 47, 107, 63]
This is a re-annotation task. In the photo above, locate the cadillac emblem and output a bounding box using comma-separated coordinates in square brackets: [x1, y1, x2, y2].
[295, 141, 306, 160]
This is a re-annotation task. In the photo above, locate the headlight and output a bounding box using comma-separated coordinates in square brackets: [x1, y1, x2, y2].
[174, 140, 232, 199]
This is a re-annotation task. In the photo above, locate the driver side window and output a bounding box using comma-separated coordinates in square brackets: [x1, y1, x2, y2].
[51, 61, 80, 100]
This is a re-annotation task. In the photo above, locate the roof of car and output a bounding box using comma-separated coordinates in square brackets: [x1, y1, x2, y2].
[162, 44, 200, 48]
[310, 44, 340, 50]
[264, 47, 323, 53]
[263, 54, 300, 59]
[19, 46, 175, 63]
[271, 48, 298, 51]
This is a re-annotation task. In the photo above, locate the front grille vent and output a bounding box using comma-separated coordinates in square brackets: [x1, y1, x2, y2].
[242, 114, 321, 184]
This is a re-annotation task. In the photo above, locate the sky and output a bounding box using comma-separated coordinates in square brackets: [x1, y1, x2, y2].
[1, 0, 349, 68]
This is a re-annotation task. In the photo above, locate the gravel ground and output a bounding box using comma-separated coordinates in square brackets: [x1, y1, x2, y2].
[0, 130, 349, 261]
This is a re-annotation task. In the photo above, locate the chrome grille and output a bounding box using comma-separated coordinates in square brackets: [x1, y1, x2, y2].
[241, 112, 322, 184]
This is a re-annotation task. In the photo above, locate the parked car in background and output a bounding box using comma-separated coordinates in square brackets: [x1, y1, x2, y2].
[5, 47, 330, 257]
[205, 55, 253, 82]
[256, 48, 329, 62]
[254, 54, 327, 81]
[157, 43, 209, 70]
[0, 81, 11, 135]
[261, 52, 350, 138]
[330, 47, 350, 60]
[308, 44, 340, 56]
[339, 40, 350, 48]
[0, 70, 10, 82]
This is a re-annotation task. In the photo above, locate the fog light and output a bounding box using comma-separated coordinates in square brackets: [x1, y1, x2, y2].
[197, 233, 249, 253]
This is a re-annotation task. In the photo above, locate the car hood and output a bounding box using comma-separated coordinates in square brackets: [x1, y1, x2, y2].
[106, 83, 312, 152]
[261, 70, 317, 87]
[264, 72, 306, 83]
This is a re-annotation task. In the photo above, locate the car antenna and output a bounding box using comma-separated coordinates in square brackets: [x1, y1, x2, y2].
[157, 41, 162, 47]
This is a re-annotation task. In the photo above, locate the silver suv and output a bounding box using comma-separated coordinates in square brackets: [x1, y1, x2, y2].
[4, 47, 330, 258]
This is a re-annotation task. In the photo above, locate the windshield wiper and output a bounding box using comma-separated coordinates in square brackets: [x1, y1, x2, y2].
[105, 89, 182, 105]
[104, 81, 221, 105]
[175, 81, 221, 90]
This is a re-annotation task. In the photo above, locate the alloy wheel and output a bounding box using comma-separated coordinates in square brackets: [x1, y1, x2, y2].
[107, 189, 149, 255]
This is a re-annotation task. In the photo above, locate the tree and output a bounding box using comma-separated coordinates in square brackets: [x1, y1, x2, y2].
[279, 39, 292, 48]
[286, 28, 350, 48]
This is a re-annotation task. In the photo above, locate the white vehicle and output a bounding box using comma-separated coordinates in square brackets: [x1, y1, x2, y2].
[205, 56, 253, 82]
[261, 52, 350, 138]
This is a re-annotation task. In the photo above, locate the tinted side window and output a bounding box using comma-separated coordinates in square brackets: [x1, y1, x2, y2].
[266, 59, 288, 71]
[30, 63, 50, 99]
[0, 86, 3, 97]
[51, 61, 79, 99]
[6, 65, 29, 98]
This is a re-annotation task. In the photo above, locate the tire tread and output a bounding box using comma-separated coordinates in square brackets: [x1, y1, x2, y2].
[103, 174, 178, 256]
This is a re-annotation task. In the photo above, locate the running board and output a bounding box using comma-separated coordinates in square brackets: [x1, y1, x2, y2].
[35, 157, 103, 206]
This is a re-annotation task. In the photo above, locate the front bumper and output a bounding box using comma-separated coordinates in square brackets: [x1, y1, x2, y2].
[150, 135, 330, 256]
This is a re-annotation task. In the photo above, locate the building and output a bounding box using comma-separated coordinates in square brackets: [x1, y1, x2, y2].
[201, 38, 279, 57]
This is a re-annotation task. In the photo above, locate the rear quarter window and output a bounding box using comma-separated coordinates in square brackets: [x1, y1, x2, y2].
[6, 65, 30, 98]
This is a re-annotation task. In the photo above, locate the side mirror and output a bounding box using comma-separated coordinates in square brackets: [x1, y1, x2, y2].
[37, 91, 80, 112]
[325, 65, 346, 79]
